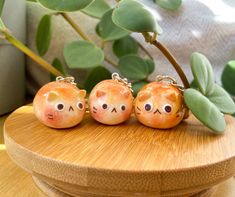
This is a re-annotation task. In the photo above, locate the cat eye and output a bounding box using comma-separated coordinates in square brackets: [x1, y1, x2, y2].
[102, 103, 108, 110]
[77, 102, 84, 110]
[144, 103, 153, 112]
[163, 104, 172, 113]
[56, 103, 64, 111]
[120, 105, 126, 111]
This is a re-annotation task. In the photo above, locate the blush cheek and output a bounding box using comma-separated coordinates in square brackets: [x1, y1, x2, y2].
[91, 108, 104, 121]
[122, 108, 132, 119]
[75, 109, 86, 121]
[43, 107, 63, 124]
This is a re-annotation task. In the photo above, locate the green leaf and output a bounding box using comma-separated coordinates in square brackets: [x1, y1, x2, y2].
[38, 0, 94, 12]
[118, 55, 149, 80]
[154, 0, 182, 10]
[50, 58, 65, 81]
[190, 80, 198, 89]
[132, 81, 148, 97]
[190, 52, 215, 95]
[144, 58, 155, 74]
[97, 9, 129, 41]
[184, 88, 226, 134]
[64, 40, 104, 69]
[36, 14, 52, 56]
[81, 0, 110, 19]
[222, 60, 235, 96]
[113, 35, 138, 58]
[112, 0, 162, 34]
[0, 0, 5, 16]
[208, 84, 235, 114]
[84, 66, 111, 92]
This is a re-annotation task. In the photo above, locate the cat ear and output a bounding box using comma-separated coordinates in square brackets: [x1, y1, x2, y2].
[122, 90, 131, 98]
[47, 91, 59, 102]
[166, 92, 177, 102]
[138, 91, 151, 102]
[96, 90, 106, 98]
[78, 89, 86, 98]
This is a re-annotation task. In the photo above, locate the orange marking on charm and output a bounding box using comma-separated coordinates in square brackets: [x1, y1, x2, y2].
[135, 82, 186, 129]
[89, 79, 133, 125]
[33, 81, 86, 129]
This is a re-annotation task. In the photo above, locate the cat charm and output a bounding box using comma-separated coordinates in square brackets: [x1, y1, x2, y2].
[89, 73, 133, 125]
[135, 76, 187, 129]
[33, 76, 86, 129]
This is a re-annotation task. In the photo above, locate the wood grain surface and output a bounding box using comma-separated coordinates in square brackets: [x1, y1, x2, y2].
[3, 105, 235, 196]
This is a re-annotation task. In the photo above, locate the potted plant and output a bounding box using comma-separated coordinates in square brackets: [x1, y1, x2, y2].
[0, 0, 26, 115]
[0, 0, 234, 133]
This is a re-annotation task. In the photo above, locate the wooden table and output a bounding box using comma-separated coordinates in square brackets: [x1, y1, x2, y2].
[3, 105, 235, 197]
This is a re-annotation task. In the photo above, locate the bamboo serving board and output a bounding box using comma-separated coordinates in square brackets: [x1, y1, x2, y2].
[4, 105, 235, 197]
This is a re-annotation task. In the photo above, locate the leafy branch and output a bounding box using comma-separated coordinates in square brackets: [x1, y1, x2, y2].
[0, 20, 63, 77]
[1, 0, 234, 134]
[60, 12, 118, 68]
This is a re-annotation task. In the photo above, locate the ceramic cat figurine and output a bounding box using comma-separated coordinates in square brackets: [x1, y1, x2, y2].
[89, 73, 133, 125]
[135, 78, 187, 129]
[33, 77, 86, 129]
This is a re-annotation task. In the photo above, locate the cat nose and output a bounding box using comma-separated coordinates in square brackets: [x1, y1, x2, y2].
[69, 106, 74, 111]
[111, 108, 117, 113]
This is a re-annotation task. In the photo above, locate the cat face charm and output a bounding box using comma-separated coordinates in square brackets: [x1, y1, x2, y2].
[135, 78, 186, 129]
[33, 77, 86, 129]
[89, 73, 133, 125]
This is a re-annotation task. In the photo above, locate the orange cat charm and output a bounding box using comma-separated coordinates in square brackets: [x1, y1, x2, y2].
[33, 77, 86, 129]
[89, 73, 133, 125]
[135, 76, 187, 129]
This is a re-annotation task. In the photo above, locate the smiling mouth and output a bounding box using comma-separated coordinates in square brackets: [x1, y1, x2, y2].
[154, 109, 161, 114]
[111, 108, 117, 113]
[69, 106, 74, 111]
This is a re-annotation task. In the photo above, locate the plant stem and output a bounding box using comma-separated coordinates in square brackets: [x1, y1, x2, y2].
[104, 56, 118, 67]
[142, 33, 189, 88]
[152, 40, 190, 89]
[5, 33, 63, 77]
[60, 13, 118, 67]
[60, 13, 92, 42]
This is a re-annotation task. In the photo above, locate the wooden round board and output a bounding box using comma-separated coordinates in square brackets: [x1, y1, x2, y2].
[4, 105, 235, 197]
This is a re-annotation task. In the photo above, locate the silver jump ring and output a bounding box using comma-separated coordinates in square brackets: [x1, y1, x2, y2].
[156, 75, 184, 92]
[156, 75, 177, 84]
[112, 72, 133, 93]
[56, 76, 77, 86]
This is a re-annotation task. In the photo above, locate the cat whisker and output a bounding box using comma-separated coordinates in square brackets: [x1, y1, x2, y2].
[136, 106, 141, 111]
[93, 106, 97, 111]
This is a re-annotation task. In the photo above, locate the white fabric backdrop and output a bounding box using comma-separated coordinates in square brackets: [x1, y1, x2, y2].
[26, 0, 235, 95]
